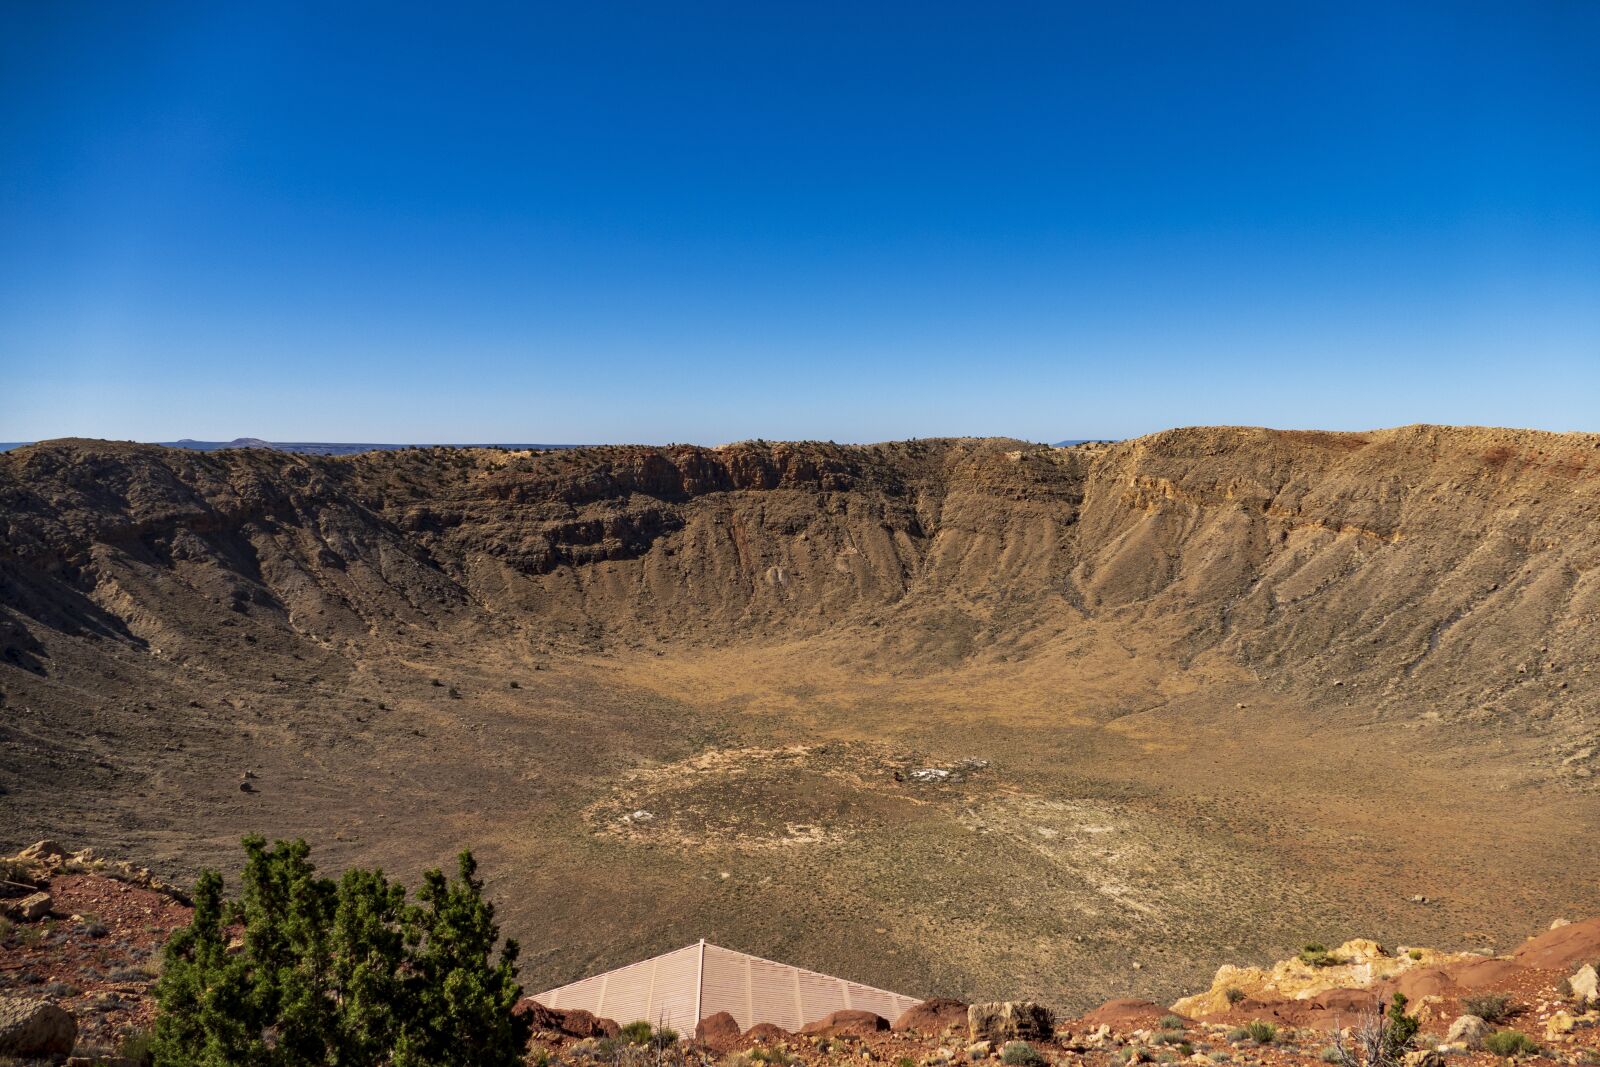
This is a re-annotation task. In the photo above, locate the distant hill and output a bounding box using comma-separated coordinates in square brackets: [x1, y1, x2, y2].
[163, 438, 584, 455]
[1, 439, 582, 455]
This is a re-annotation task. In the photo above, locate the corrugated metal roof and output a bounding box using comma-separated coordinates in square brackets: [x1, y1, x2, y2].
[534, 941, 921, 1036]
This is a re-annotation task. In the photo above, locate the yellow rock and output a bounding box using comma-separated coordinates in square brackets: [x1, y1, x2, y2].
[1170, 940, 1477, 1018]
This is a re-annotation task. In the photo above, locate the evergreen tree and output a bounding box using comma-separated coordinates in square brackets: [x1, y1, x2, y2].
[396, 851, 531, 1067]
[328, 867, 412, 1065]
[150, 838, 527, 1067]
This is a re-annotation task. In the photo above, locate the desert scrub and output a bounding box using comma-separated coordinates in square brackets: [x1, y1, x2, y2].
[1158, 1015, 1186, 1031]
[1407, 949, 1423, 961]
[1462, 993, 1514, 1024]
[1244, 1020, 1277, 1044]
[1224, 987, 1246, 1006]
[1002, 1041, 1045, 1067]
[1299, 942, 1344, 967]
[1483, 1031, 1539, 1057]
[1320, 1047, 1342, 1063]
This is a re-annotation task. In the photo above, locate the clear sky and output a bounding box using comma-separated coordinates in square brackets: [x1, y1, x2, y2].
[3, 2, 1597, 445]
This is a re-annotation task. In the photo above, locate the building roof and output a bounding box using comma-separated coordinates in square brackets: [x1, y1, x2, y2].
[533, 940, 921, 1037]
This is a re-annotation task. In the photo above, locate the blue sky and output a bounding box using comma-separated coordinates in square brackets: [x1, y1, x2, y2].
[2, 2, 1597, 444]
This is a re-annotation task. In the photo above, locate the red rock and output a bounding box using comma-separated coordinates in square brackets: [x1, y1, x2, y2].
[1512, 916, 1600, 971]
[800, 1009, 890, 1037]
[743, 1022, 792, 1043]
[512, 999, 565, 1032]
[695, 1011, 743, 1052]
[1446, 957, 1530, 989]
[546, 1007, 620, 1039]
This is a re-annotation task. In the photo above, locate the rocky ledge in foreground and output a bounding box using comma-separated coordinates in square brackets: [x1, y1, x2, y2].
[1, 839, 1597, 1065]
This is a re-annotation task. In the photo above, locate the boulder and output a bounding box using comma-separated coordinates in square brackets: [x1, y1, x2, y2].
[968, 1002, 1053, 1042]
[554, 1008, 620, 1039]
[1545, 1011, 1576, 1040]
[895, 997, 971, 1034]
[1445, 1015, 1489, 1049]
[966, 1040, 993, 1058]
[511, 999, 564, 1032]
[743, 1022, 791, 1043]
[0, 997, 78, 1058]
[1, 891, 51, 922]
[16, 841, 66, 863]
[1569, 964, 1598, 1005]
[800, 1009, 890, 1037]
[695, 1011, 743, 1052]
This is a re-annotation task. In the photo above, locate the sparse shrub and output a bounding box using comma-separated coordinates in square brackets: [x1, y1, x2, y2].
[1226, 1028, 1250, 1043]
[1407, 949, 1423, 961]
[1299, 942, 1344, 967]
[621, 1020, 655, 1045]
[1158, 1015, 1186, 1031]
[1244, 1020, 1277, 1044]
[1328, 992, 1420, 1067]
[898, 1057, 917, 1067]
[531, 1049, 551, 1067]
[1152, 1030, 1184, 1046]
[1483, 1030, 1539, 1057]
[1224, 987, 1246, 1006]
[1461, 993, 1514, 1024]
[1176, 1042, 1193, 1057]
[119, 1028, 156, 1066]
[1320, 1047, 1342, 1063]
[1002, 1041, 1045, 1067]
[42, 980, 76, 997]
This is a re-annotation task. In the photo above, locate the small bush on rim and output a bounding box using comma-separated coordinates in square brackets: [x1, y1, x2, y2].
[1483, 1030, 1540, 1057]
[1002, 1041, 1046, 1067]
[1462, 993, 1515, 1024]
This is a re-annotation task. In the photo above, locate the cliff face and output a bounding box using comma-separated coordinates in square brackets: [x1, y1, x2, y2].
[4, 426, 1597, 722]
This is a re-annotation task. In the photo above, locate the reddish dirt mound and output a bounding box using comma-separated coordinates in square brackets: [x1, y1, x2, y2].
[1512, 917, 1600, 971]
[1447, 957, 1532, 989]
[695, 1011, 743, 1052]
[0, 871, 193, 1052]
[800, 1009, 890, 1037]
[894, 997, 969, 1033]
[1387, 965, 1462, 1001]
[1078, 999, 1175, 1029]
[1384, 957, 1532, 1002]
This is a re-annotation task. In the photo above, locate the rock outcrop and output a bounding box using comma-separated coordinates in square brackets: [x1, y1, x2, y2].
[968, 1002, 1053, 1042]
[0, 997, 77, 1058]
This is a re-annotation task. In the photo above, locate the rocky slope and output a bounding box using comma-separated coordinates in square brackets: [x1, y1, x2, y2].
[5, 427, 1597, 726]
